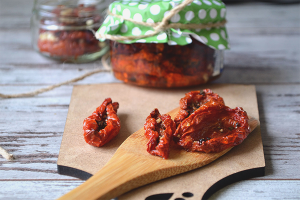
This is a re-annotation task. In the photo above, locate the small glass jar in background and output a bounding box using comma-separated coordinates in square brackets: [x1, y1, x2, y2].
[31, 0, 109, 63]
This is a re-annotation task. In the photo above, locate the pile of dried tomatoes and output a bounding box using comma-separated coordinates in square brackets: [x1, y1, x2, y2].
[144, 89, 250, 159]
[83, 89, 251, 159]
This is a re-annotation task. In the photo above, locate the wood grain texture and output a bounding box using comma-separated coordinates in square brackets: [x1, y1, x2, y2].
[0, 180, 299, 200]
[0, 0, 299, 199]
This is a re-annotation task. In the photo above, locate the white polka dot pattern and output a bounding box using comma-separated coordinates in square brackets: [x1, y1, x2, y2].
[210, 33, 219, 41]
[97, 0, 229, 50]
[198, 9, 206, 19]
[133, 13, 143, 22]
[132, 27, 142, 36]
[150, 4, 160, 15]
[210, 9, 217, 19]
[157, 33, 167, 40]
[122, 8, 131, 18]
[171, 13, 180, 22]
[185, 11, 195, 21]
[138, 3, 148, 10]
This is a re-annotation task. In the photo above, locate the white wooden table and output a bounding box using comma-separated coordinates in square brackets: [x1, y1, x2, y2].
[0, 0, 300, 199]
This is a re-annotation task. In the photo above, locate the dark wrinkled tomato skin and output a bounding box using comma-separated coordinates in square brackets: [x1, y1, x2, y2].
[174, 90, 250, 153]
[83, 98, 120, 147]
[144, 109, 176, 159]
[174, 89, 225, 127]
[175, 106, 250, 152]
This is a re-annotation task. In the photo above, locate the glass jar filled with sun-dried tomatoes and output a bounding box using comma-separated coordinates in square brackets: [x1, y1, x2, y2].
[97, 0, 229, 87]
[109, 39, 224, 87]
[31, 0, 110, 63]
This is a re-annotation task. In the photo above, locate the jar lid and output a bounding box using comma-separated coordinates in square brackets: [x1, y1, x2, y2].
[96, 0, 229, 49]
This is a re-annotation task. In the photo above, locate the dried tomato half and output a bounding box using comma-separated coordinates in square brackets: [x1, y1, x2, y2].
[83, 98, 120, 147]
[174, 89, 225, 127]
[144, 109, 176, 159]
[174, 91, 250, 153]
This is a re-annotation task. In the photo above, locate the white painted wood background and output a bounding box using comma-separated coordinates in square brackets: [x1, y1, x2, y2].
[0, 0, 300, 199]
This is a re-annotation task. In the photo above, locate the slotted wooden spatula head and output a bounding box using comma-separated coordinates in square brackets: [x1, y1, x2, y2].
[58, 107, 259, 200]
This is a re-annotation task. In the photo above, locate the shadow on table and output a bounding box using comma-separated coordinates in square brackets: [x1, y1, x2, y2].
[256, 90, 274, 177]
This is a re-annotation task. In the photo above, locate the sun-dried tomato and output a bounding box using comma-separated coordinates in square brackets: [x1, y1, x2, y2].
[38, 30, 102, 58]
[174, 89, 225, 127]
[144, 109, 176, 159]
[83, 98, 120, 147]
[173, 90, 250, 153]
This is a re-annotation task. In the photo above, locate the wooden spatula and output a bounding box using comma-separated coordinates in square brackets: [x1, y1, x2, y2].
[58, 108, 259, 200]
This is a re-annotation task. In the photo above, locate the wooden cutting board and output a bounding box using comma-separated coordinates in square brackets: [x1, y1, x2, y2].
[57, 83, 265, 200]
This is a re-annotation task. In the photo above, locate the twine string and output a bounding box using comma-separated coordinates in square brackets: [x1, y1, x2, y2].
[0, 52, 111, 99]
[0, 146, 14, 161]
[154, 0, 194, 32]
[0, 68, 110, 98]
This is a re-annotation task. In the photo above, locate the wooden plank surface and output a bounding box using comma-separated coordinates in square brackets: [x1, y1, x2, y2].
[0, 0, 300, 199]
[0, 180, 300, 200]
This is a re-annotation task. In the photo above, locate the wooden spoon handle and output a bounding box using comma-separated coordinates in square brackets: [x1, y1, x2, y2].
[57, 153, 163, 200]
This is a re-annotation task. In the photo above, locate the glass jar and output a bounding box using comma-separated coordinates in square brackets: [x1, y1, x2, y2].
[110, 38, 224, 88]
[31, 0, 109, 63]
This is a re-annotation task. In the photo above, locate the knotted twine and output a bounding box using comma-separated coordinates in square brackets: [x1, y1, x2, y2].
[0, 0, 226, 160]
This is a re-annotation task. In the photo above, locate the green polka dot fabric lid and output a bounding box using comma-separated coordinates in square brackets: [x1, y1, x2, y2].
[96, 0, 229, 50]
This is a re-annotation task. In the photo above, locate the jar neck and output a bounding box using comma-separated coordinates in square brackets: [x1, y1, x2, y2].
[33, 0, 104, 30]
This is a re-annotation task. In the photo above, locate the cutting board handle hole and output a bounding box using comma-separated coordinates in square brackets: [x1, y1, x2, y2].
[182, 192, 194, 197]
[145, 193, 173, 200]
